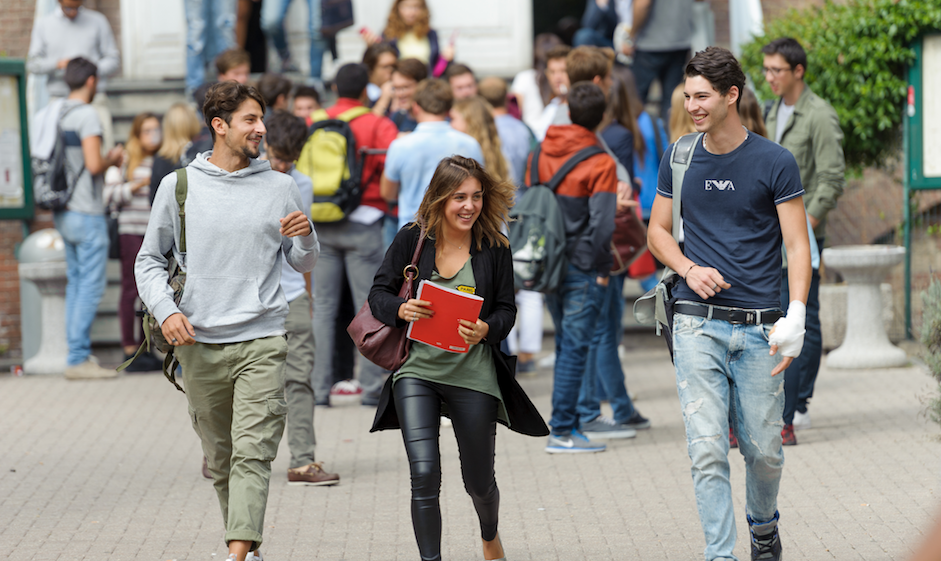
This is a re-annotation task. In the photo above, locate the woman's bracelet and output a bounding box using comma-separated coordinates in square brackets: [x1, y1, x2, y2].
[685, 263, 698, 279]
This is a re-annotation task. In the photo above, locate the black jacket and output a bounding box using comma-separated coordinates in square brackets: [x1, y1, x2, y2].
[367, 224, 549, 437]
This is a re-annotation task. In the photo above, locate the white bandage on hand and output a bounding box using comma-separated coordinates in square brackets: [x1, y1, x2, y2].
[768, 300, 806, 358]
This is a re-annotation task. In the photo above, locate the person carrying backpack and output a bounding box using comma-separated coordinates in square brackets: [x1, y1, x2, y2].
[528, 81, 617, 454]
[46, 57, 123, 380]
[297, 63, 398, 407]
[136, 81, 319, 561]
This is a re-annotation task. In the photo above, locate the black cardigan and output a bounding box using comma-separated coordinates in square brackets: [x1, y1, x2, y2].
[367, 224, 549, 437]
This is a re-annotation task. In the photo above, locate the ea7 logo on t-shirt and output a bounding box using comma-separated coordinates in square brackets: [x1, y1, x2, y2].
[705, 179, 735, 191]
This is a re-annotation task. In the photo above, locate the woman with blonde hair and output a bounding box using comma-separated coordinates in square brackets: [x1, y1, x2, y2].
[669, 82, 697, 142]
[363, 0, 453, 77]
[104, 112, 162, 371]
[149, 102, 205, 204]
[450, 96, 511, 184]
[368, 156, 548, 561]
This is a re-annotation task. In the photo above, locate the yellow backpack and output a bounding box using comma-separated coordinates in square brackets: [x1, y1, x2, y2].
[295, 106, 370, 222]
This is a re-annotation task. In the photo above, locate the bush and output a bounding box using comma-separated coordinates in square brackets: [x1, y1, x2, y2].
[919, 278, 941, 426]
[740, 0, 941, 169]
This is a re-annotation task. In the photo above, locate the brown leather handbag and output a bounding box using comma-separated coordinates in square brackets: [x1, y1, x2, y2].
[611, 207, 647, 275]
[347, 228, 426, 371]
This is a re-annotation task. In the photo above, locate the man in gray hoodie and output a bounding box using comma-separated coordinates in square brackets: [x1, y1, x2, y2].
[135, 81, 319, 561]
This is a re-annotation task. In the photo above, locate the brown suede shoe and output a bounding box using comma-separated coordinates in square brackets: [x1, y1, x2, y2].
[287, 462, 340, 486]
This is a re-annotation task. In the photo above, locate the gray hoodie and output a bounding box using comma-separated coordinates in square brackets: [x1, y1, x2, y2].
[135, 153, 319, 344]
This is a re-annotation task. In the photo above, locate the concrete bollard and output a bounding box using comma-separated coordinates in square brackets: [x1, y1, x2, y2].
[18, 229, 68, 376]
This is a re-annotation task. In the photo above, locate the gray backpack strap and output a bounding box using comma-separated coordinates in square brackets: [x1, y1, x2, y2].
[669, 132, 702, 241]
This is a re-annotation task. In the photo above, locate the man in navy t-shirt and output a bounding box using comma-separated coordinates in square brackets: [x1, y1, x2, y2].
[648, 47, 811, 561]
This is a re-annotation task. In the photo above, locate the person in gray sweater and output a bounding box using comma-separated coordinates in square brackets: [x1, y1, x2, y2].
[28, 0, 121, 148]
[135, 82, 318, 561]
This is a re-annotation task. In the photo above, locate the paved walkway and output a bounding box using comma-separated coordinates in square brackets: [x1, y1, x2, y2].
[1, 333, 938, 560]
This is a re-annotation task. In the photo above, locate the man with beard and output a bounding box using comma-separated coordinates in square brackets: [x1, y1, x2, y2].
[136, 81, 320, 561]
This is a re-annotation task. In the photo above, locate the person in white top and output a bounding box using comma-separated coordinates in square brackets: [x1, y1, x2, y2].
[510, 33, 566, 132]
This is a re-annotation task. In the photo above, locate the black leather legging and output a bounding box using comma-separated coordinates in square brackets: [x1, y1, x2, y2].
[393, 377, 500, 561]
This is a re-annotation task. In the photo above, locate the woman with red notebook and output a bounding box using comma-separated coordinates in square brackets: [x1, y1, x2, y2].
[367, 156, 548, 561]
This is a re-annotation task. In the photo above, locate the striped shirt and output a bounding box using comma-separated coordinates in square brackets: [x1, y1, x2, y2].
[104, 157, 153, 236]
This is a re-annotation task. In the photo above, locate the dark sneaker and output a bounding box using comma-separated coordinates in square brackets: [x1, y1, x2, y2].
[781, 423, 797, 446]
[622, 409, 651, 430]
[201, 456, 212, 480]
[288, 462, 340, 486]
[124, 351, 164, 373]
[581, 415, 637, 439]
[545, 430, 607, 453]
[748, 514, 782, 560]
[729, 427, 739, 449]
[517, 359, 535, 374]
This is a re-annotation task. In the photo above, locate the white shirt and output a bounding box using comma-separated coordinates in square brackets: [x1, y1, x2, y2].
[775, 101, 797, 144]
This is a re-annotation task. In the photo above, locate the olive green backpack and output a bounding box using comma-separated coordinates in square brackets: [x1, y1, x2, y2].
[118, 168, 188, 392]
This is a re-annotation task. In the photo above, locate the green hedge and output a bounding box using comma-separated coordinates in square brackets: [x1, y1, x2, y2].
[739, 0, 941, 169]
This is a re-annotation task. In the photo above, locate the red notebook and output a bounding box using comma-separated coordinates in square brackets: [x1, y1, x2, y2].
[407, 280, 485, 353]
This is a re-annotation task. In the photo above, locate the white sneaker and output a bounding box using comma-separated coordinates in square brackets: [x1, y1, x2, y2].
[793, 410, 811, 430]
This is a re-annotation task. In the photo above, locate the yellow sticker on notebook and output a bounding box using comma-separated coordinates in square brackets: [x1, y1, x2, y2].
[456, 285, 476, 295]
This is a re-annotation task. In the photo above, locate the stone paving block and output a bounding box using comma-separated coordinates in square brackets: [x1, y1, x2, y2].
[2, 333, 940, 559]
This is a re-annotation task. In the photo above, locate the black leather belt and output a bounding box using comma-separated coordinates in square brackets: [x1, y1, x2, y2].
[674, 302, 783, 325]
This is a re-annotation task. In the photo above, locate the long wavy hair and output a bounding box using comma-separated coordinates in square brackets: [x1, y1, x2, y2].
[604, 65, 646, 160]
[452, 96, 510, 184]
[384, 0, 430, 40]
[124, 112, 160, 179]
[414, 156, 514, 250]
[738, 87, 768, 138]
[533, 33, 565, 106]
[157, 103, 201, 163]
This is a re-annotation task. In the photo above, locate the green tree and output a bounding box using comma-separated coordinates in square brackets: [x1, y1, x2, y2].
[740, 0, 941, 169]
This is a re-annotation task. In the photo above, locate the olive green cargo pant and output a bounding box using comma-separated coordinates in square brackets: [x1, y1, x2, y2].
[177, 335, 288, 550]
[284, 292, 317, 468]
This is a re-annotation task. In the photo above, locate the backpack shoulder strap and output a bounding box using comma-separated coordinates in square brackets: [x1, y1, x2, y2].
[337, 106, 371, 122]
[174, 168, 187, 253]
[762, 99, 777, 123]
[310, 109, 329, 123]
[528, 145, 541, 187]
[668, 132, 702, 240]
[546, 145, 606, 191]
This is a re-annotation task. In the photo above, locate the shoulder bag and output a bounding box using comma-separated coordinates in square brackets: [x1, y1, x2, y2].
[348, 227, 426, 371]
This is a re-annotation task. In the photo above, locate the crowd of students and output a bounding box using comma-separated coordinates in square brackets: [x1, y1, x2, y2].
[28, 1, 853, 560]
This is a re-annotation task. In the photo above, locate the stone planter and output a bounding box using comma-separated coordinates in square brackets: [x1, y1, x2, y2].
[822, 245, 907, 369]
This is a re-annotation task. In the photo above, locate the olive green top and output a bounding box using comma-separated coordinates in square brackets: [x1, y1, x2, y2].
[395, 256, 507, 424]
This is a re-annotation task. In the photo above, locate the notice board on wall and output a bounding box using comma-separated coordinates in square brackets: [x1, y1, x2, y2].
[0, 59, 33, 220]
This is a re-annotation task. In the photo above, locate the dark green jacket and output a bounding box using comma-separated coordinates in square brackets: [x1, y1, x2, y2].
[766, 85, 846, 240]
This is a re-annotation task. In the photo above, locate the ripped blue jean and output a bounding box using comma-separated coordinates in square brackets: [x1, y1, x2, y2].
[672, 310, 785, 561]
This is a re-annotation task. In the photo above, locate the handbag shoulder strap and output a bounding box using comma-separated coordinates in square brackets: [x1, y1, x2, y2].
[405, 226, 426, 279]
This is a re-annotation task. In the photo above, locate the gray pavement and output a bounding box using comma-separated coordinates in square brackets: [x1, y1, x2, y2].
[1, 332, 938, 561]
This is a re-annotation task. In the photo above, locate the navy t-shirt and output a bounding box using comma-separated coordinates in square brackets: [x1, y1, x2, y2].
[657, 133, 804, 309]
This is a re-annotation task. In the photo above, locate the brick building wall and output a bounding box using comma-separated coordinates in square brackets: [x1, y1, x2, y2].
[0, 0, 122, 361]
[0, 0, 121, 59]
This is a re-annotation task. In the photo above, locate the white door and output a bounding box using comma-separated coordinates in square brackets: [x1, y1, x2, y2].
[284, 0, 533, 77]
[120, 0, 187, 79]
